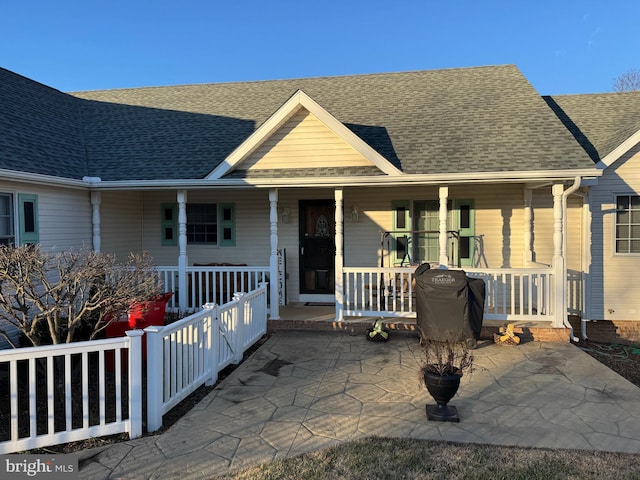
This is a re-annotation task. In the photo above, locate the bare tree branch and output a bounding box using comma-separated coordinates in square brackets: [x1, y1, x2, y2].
[613, 69, 640, 92]
[0, 245, 163, 347]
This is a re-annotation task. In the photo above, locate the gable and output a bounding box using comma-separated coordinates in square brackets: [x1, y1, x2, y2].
[237, 108, 376, 171]
[208, 89, 403, 179]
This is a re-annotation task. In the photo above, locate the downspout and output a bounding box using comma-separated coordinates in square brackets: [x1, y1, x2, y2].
[570, 189, 591, 341]
[562, 177, 582, 342]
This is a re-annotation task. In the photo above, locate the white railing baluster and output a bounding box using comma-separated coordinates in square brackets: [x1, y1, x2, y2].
[82, 352, 89, 429]
[65, 354, 72, 431]
[342, 266, 557, 321]
[99, 351, 105, 425]
[115, 348, 122, 423]
[144, 284, 267, 433]
[47, 356, 54, 434]
[0, 335, 143, 454]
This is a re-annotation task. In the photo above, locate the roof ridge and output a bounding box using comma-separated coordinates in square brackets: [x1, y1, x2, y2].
[69, 64, 517, 95]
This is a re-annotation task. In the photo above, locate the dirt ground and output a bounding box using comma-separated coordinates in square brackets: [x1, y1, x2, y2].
[578, 340, 640, 387]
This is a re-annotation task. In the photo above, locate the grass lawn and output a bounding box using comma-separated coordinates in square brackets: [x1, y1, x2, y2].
[218, 436, 640, 479]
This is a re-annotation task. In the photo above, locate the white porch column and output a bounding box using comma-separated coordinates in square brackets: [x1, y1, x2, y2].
[269, 189, 280, 320]
[552, 183, 565, 328]
[524, 188, 533, 264]
[439, 186, 449, 268]
[90, 191, 101, 252]
[335, 188, 344, 321]
[177, 190, 188, 312]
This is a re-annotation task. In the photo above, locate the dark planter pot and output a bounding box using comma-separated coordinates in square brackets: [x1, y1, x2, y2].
[423, 369, 462, 422]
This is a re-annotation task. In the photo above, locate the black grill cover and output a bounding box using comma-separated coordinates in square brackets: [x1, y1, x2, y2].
[415, 265, 485, 345]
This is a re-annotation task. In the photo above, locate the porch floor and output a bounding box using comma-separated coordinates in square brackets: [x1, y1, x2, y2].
[270, 303, 572, 342]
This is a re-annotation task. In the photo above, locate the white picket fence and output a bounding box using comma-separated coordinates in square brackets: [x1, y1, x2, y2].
[0, 331, 143, 454]
[0, 284, 268, 454]
[144, 283, 268, 432]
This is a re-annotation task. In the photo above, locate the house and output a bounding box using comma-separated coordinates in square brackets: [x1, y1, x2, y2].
[1, 63, 639, 346]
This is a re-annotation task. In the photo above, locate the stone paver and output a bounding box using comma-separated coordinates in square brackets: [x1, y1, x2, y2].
[79, 331, 640, 479]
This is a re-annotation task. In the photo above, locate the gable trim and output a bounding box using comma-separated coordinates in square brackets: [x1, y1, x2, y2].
[206, 90, 404, 179]
[597, 127, 640, 169]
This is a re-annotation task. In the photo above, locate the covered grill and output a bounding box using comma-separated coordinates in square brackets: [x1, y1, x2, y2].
[415, 264, 485, 348]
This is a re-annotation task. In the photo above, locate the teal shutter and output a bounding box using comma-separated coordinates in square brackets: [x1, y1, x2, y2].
[455, 199, 475, 267]
[219, 203, 235, 247]
[18, 193, 38, 245]
[391, 201, 410, 265]
[161, 203, 178, 246]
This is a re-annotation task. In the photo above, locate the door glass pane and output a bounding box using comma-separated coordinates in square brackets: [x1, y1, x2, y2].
[459, 205, 470, 229]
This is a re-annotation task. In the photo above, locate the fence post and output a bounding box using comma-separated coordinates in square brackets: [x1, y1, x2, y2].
[203, 303, 219, 386]
[259, 282, 268, 334]
[144, 325, 164, 433]
[233, 293, 245, 363]
[126, 330, 144, 439]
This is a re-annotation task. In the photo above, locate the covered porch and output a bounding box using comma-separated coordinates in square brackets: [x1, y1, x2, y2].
[138, 179, 584, 340]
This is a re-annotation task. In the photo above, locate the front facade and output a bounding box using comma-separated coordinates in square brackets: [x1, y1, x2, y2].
[2, 64, 640, 344]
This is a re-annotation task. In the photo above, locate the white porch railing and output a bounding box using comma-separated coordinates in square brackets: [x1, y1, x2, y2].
[342, 266, 556, 322]
[145, 283, 268, 432]
[156, 265, 270, 312]
[0, 331, 143, 454]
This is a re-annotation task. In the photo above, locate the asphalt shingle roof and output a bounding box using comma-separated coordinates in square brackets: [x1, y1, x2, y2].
[0, 69, 88, 179]
[1, 65, 602, 182]
[546, 92, 640, 162]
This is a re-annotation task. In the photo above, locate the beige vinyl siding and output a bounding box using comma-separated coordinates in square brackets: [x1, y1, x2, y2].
[0, 181, 92, 252]
[140, 190, 272, 267]
[100, 191, 144, 260]
[590, 145, 640, 321]
[240, 109, 373, 170]
[88, 182, 586, 307]
[529, 188, 583, 271]
[0, 182, 92, 349]
[33, 186, 92, 251]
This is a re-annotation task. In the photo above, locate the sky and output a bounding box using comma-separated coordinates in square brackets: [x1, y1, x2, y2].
[1, 1, 639, 95]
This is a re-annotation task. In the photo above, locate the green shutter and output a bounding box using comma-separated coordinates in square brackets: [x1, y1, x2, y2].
[391, 201, 410, 265]
[455, 199, 475, 267]
[18, 193, 38, 245]
[161, 203, 178, 246]
[219, 203, 235, 247]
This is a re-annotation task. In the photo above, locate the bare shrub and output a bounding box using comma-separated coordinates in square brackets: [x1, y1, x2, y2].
[0, 245, 162, 347]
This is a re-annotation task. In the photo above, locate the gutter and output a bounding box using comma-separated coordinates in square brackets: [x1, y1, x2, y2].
[561, 176, 582, 342]
[80, 169, 602, 191]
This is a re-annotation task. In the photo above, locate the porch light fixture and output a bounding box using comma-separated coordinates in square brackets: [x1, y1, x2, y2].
[279, 207, 290, 224]
[351, 205, 360, 223]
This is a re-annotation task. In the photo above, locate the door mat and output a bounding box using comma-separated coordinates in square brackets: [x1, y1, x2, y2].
[304, 302, 335, 306]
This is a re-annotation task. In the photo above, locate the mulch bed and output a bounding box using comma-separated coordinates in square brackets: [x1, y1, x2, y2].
[578, 340, 640, 387]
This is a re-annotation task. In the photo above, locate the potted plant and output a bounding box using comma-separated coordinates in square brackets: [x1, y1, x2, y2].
[420, 333, 474, 422]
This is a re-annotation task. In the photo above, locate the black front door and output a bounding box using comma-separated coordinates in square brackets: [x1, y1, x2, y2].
[299, 200, 335, 294]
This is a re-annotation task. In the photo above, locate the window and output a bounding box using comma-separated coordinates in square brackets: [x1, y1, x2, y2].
[162, 203, 236, 246]
[0, 193, 39, 246]
[391, 199, 474, 267]
[616, 195, 640, 253]
[186, 204, 218, 244]
[0, 193, 14, 246]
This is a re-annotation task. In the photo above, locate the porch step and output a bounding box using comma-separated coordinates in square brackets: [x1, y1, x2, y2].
[267, 319, 572, 343]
